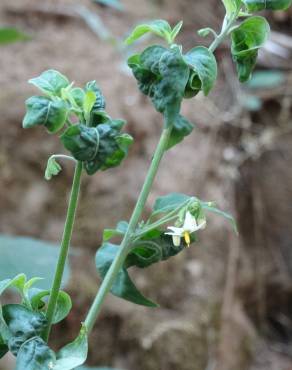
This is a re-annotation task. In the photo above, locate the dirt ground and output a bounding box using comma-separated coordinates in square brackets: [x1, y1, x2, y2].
[1, 0, 292, 369]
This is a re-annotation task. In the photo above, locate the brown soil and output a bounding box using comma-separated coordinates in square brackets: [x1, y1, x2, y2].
[1, 1, 292, 369]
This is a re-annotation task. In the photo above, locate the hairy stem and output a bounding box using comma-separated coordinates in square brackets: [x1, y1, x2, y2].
[84, 127, 172, 333]
[43, 161, 83, 341]
[209, 14, 237, 53]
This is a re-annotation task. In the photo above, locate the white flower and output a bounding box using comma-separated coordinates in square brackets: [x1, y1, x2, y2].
[165, 211, 206, 247]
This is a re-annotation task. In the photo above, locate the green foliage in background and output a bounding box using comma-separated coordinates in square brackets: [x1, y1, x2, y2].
[0, 235, 70, 289]
[0, 28, 30, 45]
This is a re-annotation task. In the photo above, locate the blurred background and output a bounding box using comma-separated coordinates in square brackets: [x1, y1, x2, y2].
[1, 0, 292, 369]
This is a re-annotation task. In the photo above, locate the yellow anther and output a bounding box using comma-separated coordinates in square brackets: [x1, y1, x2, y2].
[184, 231, 191, 247]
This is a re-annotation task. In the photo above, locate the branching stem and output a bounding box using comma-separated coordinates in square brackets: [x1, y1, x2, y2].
[84, 127, 172, 333]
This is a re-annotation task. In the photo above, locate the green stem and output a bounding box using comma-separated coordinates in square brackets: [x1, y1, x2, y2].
[208, 15, 237, 53]
[84, 127, 172, 333]
[43, 161, 83, 341]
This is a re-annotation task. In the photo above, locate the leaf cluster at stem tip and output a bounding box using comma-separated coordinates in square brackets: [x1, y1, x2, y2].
[22, 70, 133, 176]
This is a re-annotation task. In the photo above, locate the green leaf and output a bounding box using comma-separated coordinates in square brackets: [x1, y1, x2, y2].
[15, 337, 55, 370]
[23, 96, 68, 133]
[102, 221, 128, 242]
[61, 124, 100, 162]
[71, 88, 85, 109]
[0, 235, 70, 290]
[0, 274, 27, 298]
[126, 233, 185, 269]
[84, 123, 133, 175]
[83, 91, 97, 122]
[243, 0, 292, 11]
[152, 47, 190, 126]
[2, 304, 47, 355]
[183, 46, 217, 96]
[29, 70, 70, 96]
[202, 203, 238, 233]
[0, 306, 11, 344]
[61, 121, 133, 175]
[166, 114, 194, 150]
[231, 16, 270, 82]
[45, 157, 62, 180]
[197, 27, 216, 38]
[30, 290, 72, 324]
[96, 243, 158, 307]
[221, 0, 242, 16]
[13, 325, 87, 370]
[139, 45, 168, 73]
[0, 27, 30, 45]
[53, 324, 88, 370]
[52, 291, 72, 324]
[153, 193, 191, 215]
[128, 46, 189, 126]
[170, 21, 183, 42]
[125, 19, 172, 45]
[86, 81, 106, 113]
[0, 334, 8, 359]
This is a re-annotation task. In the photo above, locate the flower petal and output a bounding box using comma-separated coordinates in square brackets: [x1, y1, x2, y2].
[172, 235, 181, 247]
[166, 226, 184, 235]
[183, 211, 198, 231]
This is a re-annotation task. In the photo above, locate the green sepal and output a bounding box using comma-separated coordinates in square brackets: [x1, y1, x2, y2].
[201, 203, 238, 234]
[166, 114, 194, 150]
[23, 96, 68, 133]
[152, 193, 237, 232]
[29, 70, 70, 97]
[231, 16, 270, 82]
[243, 0, 292, 11]
[96, 243, 158, 307]
[183, 46, 217, 96]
